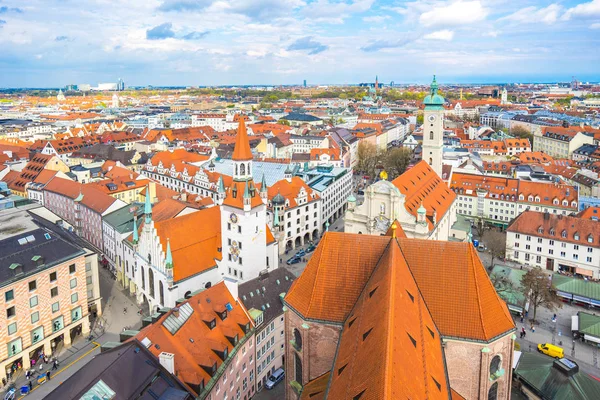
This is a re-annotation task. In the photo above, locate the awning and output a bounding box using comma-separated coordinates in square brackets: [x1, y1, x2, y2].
[572, 315, 579, 331]
[513, 351, 522, 370]
[584, 334, 600, 344]
[575, 267, 593, 277]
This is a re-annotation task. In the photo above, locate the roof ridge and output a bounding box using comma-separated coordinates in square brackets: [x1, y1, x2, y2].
[468, 244, 488, 339]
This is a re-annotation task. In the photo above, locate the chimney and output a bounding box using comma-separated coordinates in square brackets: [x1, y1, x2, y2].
[159, 352, 175, 374]
[172, 307, 180, 318]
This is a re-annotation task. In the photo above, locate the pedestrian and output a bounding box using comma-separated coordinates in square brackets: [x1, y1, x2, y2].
[31, 359, 35, 367]
[28, 381, 32, 391]
[46, 371, 51, 380]
[52, 360, 58, 370]
[123, 307, 127, 314]
[44, 356, 48, 364]
[532, 325, 536, 333]
[2, 377, 6, 387]
[25, 370, 30, 380]
[520, 313, 524, 323]
[523, 330, 526, 338]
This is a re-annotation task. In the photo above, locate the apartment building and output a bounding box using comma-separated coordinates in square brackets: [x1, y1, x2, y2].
[0, 209, 91, 382]
[533, 128, 594, 158]
[507, 211, 600, 278]
[238, 268, 295, 392]
[450, 172, 579, 226]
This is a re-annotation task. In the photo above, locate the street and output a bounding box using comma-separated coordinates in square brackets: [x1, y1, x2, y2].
[252, 382, 285, 400]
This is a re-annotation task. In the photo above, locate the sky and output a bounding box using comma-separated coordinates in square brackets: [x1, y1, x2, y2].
[0, 0, 599, 87]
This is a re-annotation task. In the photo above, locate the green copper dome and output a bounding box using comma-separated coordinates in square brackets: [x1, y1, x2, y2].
[423, 75, 445, 109]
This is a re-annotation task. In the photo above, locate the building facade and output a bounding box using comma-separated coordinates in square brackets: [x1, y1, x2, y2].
[507, 211, 600, 278]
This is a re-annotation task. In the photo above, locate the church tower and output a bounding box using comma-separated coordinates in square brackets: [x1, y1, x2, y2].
[422, 75, 445, 178]
[501, 87, 508, 105]
[220, 117, 273, 283]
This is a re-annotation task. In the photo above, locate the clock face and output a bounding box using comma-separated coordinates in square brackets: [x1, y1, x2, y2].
[229, 213, 238, 224]
[427, 115, 436, 122]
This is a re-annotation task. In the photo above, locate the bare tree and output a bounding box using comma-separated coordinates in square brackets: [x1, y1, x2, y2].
[383, 148, 412, 180]
[356, 141, 380, 177]
[481, 230, 506, 268]
[490, 272, 516, 295]
[521, 267, 562, 323]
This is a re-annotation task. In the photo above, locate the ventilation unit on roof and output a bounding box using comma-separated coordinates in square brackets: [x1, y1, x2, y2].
[141, 337, 152, 348]
[44, 233, 51, 240]
[225, 303, 233, 311]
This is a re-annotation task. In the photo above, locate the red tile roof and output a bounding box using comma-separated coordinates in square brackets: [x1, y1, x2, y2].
[267, 177, 319, 209]
[232, 119, 253, 161]
[392, 161, 456, 230]
[153, 206, 222, 282]
[133, 282, 252, 396]
[285, 232, 515, 342]
[508, 210, 600, 248]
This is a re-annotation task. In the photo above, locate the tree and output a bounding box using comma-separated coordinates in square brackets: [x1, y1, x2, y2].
[481, 230, 506, 268]
[510, 126, 533, 143]
[356, 141, 379, 177]
[521, 267, 562, 323]
[490, 271, 516, 295]
[383, 148, 412, 180]
[278, 119, 290, 126]
[416, 113, 424, 125]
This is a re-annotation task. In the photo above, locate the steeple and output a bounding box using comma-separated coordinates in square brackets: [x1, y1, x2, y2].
[260, 173, 268, 202]
[284, 164, 292, 182]
[132, 215, 139, 244]
[165, 238, 173, 269]
[232, 117, 253, 181]
[273, 205, 280, 227]
[144, 186, 152, 224]
[218, 176, 225, 193]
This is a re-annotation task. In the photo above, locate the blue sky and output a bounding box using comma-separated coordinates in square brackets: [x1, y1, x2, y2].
[0, 0, 599, 87]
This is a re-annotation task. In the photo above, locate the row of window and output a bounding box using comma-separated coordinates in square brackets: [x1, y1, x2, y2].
[4, 266, 76, 302]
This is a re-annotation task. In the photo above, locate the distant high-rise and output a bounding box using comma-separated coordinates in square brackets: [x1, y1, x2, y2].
[117, 78, 125, 91]
[303, 79, 307, 87]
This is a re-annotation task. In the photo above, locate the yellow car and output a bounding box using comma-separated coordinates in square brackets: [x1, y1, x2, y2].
[537, 343, 564, 359]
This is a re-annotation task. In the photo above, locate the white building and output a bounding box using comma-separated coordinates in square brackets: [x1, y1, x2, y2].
[450, 172, 579, 227]
[191, 113, 238, 132]
[422, 76, 445, 177]
[345, 160, 457, 241]
[507, 211, 600, 278]
[267, 174, 322, 252]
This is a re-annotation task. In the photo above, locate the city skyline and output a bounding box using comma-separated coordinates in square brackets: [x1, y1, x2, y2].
[0, 0, 599, 88]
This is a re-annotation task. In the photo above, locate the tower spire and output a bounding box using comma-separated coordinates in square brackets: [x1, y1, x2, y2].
[144, 186, 152, 224]
[232, 117, 252, 161]
[165, 238, 173, 269]
[133, 214, 139, 244]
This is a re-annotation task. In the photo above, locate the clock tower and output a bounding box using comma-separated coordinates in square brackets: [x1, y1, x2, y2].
[220, 117, 277, 283]
[422, 75, 445, 178]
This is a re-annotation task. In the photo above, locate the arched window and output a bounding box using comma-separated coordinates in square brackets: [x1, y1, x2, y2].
[295, 352, 303, 384]
[149, 269, 155, 298]
[490, 355, 501, 377]
[159, 281, 164, 305]
[205, 281, 212, 289]
[429, 158, 433, 165]
[488, 382, 498, 400]
[430, 131, 434, 140]
[380, 202, 385, 215]
[294, 328, 303, 351]
[141, 267, 146, 290]
[247, 163, 251, 175]
[235, 164, 238, 176]
[240, 163, 246, 176]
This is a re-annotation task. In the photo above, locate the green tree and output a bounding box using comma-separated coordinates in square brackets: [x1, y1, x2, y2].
[521, 267, 562, 323]
[510, 126, 533, 143]
[416, 113, 424, 125]
[278, 119, 290, 126]
[383, 148, 412, 180]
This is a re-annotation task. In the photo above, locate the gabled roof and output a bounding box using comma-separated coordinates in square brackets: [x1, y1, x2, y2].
[267, 177, 319, 209]
[326, 240, 451, 399]
[392, 161, 456, 230]
[285, 232, 515, 342]
[153, 206, 222, 282]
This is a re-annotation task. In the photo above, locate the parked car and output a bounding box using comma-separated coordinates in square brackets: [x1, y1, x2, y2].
[537, 343, 564, 359]
[286, 257, 301, 265]
[265, 368, 285, 389]
[295, 249, 306, 257]
[306, 244, 316, 253]
[477, 243, 487, 252]
[357, 190, 365, 195]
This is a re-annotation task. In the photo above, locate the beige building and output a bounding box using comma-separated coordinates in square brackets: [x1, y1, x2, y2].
[533, 129, 594, 158]
[0, 208, 93, 382]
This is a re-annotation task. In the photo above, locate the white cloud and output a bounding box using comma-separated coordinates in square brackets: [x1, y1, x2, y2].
[564, 0, 600, 20]
[303, 0, 374, 20]
[362, 15, 390, 23]
[502, 4, 562, 25]
[483, 30, 500, 37]
[419, 1, 488, 27]
[591, 22, 600, 29]
[423, 29, 454, 41]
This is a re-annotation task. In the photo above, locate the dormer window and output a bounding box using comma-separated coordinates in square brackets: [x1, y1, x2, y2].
[528, 195, 533, 202]
[562, 200, 568, 206]
[218, 310, 227, 321]
[562, 230, 567, 238]
[550, 228, 555, 236]
[588, 235, 594, 243]
[574, 233, 580, 241]
[538, 227, 543, 234]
